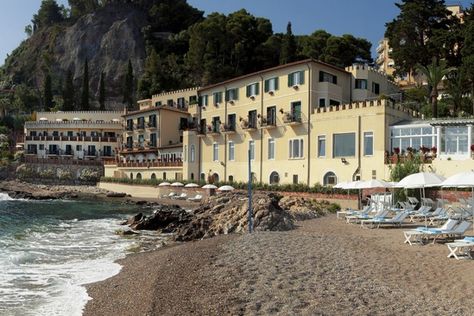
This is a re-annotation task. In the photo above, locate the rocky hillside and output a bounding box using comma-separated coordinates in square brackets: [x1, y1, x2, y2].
[3, 4, 147, 109]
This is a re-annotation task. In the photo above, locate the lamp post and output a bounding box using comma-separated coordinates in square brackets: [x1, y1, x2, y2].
[248, 149, 253, 233]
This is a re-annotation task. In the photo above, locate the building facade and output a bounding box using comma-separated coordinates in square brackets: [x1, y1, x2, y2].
[183, 59, 405, 185]
[104, 88, 199, 181]
[24, 111, 122, 162]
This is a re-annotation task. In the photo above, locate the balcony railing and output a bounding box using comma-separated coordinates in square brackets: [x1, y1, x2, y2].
[25, 136, 118, 143]
[260, 116, 276, 128]
[241, 119, 257, 130]
[111, 161, 183, 168]
[220, 124, 236, 134]
[146, 122, 157, 129]
[25, 121, 122, 130]
[282, 112, 302, 124]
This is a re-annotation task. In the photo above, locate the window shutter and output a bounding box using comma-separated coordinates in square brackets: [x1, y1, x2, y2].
[333, 75, 337, 85]
[289, 140, 292, 158]
[299, 71, 305, 85]
[246, 85, 251, 97]
[255, 83, 260, 95]
[234, 88, 239, 100]
[319, 71, 324, 82]
[288, 74, 293, 87]
[264, 80, 269, 92]
[275, 77, 279, 90]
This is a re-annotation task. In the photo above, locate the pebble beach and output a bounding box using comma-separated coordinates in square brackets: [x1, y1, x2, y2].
[84, 214, 474, 315]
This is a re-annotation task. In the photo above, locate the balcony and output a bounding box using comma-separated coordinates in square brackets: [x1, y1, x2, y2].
[260, 117, 277, 129]
[25, 135, 118, 143]
[196, 127, 206, 138]
[240, 119, 257, 131]
[25, 120, 122, 130]
[146, 122, 157, 130]
[220, 123, 236, 134]
[282, 112, 302, 125]
[208, 124, 221, 136]
[136, 123, 145, 131]
[114, 160, 183, 168]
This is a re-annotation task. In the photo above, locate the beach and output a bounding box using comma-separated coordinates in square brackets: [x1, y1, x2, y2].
[85, 214, 474, 315]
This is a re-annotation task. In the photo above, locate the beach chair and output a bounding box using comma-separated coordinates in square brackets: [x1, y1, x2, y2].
[446, 237, 474, 260]
[403, 219, 459, 246]
[345, 209, 389, 224]
[425, 221, 472, 244]
[165, 192, 176, 199]
[407, 197, 419, 208]
[187, 194, 203, 202]
[428, 208, 449, 226]
[409, 205, 432, 222]
[360, 211, 409, 229]
[337, 205, 371, 219]
[172, 193, 188, 200]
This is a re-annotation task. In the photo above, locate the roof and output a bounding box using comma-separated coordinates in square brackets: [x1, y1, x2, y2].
[198, 58, 350, 92]
[122, 105, 190, 117]
[391, 117, 474, 127]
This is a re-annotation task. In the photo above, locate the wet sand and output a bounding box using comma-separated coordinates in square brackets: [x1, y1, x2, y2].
[84, 215, 474, 315]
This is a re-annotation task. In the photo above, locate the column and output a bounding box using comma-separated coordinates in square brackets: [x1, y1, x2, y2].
[468, 125, 472, 157]
[436, 126, 441, 156]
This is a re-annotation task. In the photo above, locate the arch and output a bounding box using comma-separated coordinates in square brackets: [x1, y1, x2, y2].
[212, 173, 219, 183]
[151, 173, 156, 180]
[228, 175, 234, 183]
[200, 173, 206, 181]
[190, 173, 194, 180]
[136, 173, 142, 180]
[130, 173, 133, 180]
[163, 172, 167, 180]
[323, 171, 337, 186]
[269, 171, 280, 185]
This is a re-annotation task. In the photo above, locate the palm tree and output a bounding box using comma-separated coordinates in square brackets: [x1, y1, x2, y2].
[416, 58, 455, 118]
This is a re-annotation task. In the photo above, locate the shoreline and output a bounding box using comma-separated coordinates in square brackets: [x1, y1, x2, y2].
[84, 215, 474, 315]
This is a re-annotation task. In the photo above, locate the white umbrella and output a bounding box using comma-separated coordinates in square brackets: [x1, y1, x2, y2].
[217, 185, 234, 191]
[395, 172, 445, 189]
[158, 182, 171, 187]
[39, 117, 48, 121]
[441, 171, 474, 227]
[202, 184, 218, 189]
[341, 181, 362, 190]
[171, 182, 184, 187]
[184, 183, 199, 188]
[356, 179, 393, 189]
[334, 181, 348, 189]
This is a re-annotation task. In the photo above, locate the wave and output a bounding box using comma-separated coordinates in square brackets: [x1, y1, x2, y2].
[0, 192, 28, 201]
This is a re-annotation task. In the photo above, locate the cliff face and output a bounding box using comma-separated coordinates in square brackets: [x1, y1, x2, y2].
[4, 4, 147, 109]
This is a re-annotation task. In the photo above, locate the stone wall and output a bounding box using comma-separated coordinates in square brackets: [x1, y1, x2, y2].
[17, 163, 103, 185]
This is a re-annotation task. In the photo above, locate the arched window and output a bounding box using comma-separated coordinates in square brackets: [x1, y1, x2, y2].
[200, 173, 206, 181]
[269, 171, 280, 184]
[323, 172, 337, 186]
[212, 173, 219, 183]
[136, 173, 142, 180]
[228, 175, 234, 182]
[130, 173, 133, 180]
[190, 173, 194, 180]
[151, 173, 156, 180]
[163, 172, 167, 180]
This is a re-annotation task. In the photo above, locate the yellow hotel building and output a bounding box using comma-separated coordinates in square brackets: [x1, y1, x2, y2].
[183, 59, 408, 185]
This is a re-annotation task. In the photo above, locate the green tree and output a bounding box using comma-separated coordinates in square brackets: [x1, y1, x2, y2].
[62, 70, 75, 111]
[280, 22, 297, 65]
[385, 0, 451, 77]
[43, 73, 53, 110]
[99, 71, 106, 110]
[32, 0, 65, 29]
[68, 0, 99, 19]
[390, 154, 422, 202]
[80, 59, 90, 111]
[122, 59, 134, 109]
[416, 58, 455, 118]
[461, 15, 474, 115]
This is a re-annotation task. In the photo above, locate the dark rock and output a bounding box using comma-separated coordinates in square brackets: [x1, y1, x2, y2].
[135, 200, 147, 205]
[121, 213, 143, 226]
[106, 192, 127, 198]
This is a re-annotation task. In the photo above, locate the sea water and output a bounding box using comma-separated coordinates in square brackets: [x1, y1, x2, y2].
[0, 193, 149, 315]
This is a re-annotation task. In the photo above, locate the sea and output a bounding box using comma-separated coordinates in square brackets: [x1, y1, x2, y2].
[0, 193, 155, 316]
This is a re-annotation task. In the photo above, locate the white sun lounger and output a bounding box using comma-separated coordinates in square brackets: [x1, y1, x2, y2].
[446, 237, 474, 260]
[337, 205, 372, 219]
[360, 211, 409, 229]
[403, 219, 459, 246]
[172, 193, 188, 200]
[346, 209, 389, 224]
[187, 194, 203, 202]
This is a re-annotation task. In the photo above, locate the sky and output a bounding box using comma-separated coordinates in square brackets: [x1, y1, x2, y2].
[0, 0, 472, 66]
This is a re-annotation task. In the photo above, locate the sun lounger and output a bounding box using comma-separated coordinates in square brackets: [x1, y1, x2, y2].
[403, 219, 459, 246]
[405, 220, 471, 245]
[446, 237, 474, 260]
[172, 193, 188, 200]
[337, 205, 372, 219]
[407, 197, 419, 208]
[360, 211, 409, 229]
[408, 206, 432, 222]
[163, 192, 176, 199]
[346, 209, 389, 224]
[187, 194, 203, 202]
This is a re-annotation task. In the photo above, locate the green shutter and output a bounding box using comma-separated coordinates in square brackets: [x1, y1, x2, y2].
[225, 90, 229, 102]
[234, 88, 239, 100]
[264, 80, 269, 92]
[288, 73, 293, 87]
[255, 83, 260, 95]
[246, 85, 251, 97]
[275, 77, 279, 90]
[299, 71, 305, 85]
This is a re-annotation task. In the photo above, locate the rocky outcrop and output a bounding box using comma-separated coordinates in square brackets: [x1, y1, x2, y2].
[279, 196, 337, 221]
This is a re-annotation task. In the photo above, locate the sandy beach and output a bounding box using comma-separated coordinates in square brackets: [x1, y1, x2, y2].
[84, 214, 474, 315]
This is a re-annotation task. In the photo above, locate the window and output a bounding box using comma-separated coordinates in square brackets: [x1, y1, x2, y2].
[148, 114, 156, 127]
[150, 133, 157, 147]
[229, 142, 235, 161]
[67, 131, 73, 137]
[249, 140, 255, 160]
[266, 106, 276, 125]
[76, 145, 82, 151]
[126, 136, 133, 149]
[211, 117, 220, 133]
[248, 110, 257, 128]
[329, 99, 340, 106]
[163, 172, 167, 180]
[200, 173, 205, 181]
[136, 173, 142, 180]
[355, 79, 368, 89]
[319, 98, 326, 108]
[213, 143, 219, 161]
[364, 132, 374, 156]
[199, 95, 208, 106]
[288, 71, 305, 86]
[177, 97, 185, 108]
[264, 77, 279, 92]
[318, 136, 326, 157]
[291, 101, 302, 121]
[333, 133, 356, 157]
[441, 126, 468, 155]
[190, 145, 195, 162]
[227, 114, 236, 131]
[189, 95, 197, 104]
[167, 99, 174, 107]
[138, 134, 145, 146]
[268, 138, 275, 160]
[228, 175, 234, 182]
[103, 146, 112, 156]
[246, 83, 260, 97]
[225, 88, 239, 102]
[151, 173, 156, 180]
[289, 139, 304, 159]
[213, 92, 223, 105]
[155, 101, 162, 107]
[390, 125, 436, 153]
[39, 144, 44, 150]
[319, 71, 337, 84]
[87, 145, 96, 156]
[372, 82, 380, 95]
[293, 174, 298, 184]
[323, 172, 337, 186]
[30, 131, 37, 137]
[137, 117, 145, 129]
[190, 173, 194, 180]
[269, 171, 280, 184]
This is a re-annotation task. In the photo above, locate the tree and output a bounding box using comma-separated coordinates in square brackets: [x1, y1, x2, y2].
[68, 0, 99, 19]
[123, 59, 134, 110]
[32, 0, 65, 29]
[416, 58, 455, 118]
[43, 73, 53, 110]
[385, 0, 451, 77]
[62, 70, 75, 111]
[81, 59, 90, 111]
[280, 22, 297, 65]
[461, 15, 474, 115]
[99, 71, 106, 110]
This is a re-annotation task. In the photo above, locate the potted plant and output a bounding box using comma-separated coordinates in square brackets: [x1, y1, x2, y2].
[392, 147, 400, 164]
[431, 146, 437, 158]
